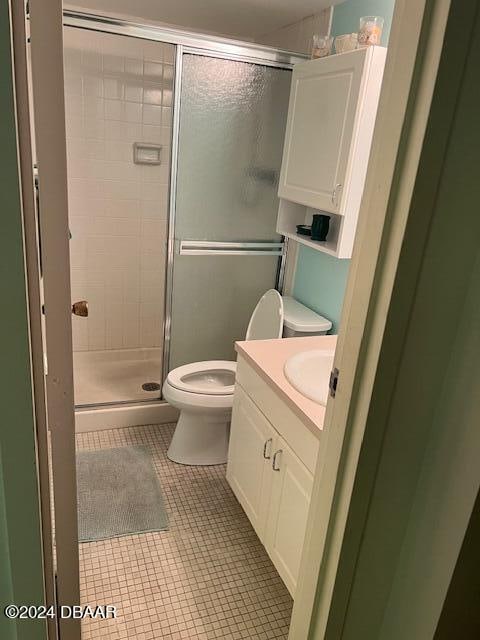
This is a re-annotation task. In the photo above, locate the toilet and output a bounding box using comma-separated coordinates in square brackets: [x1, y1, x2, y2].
[163, 290, 331, 465]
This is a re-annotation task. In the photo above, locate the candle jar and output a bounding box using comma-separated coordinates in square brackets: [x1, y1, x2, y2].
[311, 34, 333, 59]
[334, 33, 358, 54]
[358, 16, 384, 47]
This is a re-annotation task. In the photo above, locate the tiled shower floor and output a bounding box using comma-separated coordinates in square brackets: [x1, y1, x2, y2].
[76, 424, 292, 639]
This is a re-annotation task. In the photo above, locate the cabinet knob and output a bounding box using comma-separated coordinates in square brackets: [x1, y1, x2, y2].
[263, 438, 273, 460]
[332, 183, 342, 207]
[272, 449, 283, 471]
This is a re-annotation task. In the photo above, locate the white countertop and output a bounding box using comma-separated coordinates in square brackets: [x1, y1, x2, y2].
[235, 335, 337, 436]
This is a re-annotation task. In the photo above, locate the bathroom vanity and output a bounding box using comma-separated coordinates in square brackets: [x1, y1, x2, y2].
[227, 335, 337, 596]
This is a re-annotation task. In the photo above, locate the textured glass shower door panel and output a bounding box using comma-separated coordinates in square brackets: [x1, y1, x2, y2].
[170, 255, 280, 368]
[169, 55, 291, 370]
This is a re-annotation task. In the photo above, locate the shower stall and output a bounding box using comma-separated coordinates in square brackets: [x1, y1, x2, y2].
[63, 12, 302, 424]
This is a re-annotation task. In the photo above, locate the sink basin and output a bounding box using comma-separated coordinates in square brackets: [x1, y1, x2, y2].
[284, 349, 335, 405]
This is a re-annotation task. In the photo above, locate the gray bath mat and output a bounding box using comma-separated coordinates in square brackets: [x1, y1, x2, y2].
[76, 445, 168, 542]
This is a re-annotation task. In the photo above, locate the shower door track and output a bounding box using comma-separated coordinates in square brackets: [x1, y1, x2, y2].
[63, 10, 303, 387]
[63, 10, 306, 68]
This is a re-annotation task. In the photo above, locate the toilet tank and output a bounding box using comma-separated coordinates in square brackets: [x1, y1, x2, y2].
[282, 296, 332, 337]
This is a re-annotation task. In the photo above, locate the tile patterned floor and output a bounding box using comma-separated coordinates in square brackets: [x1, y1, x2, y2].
[76, 424, 292, 639]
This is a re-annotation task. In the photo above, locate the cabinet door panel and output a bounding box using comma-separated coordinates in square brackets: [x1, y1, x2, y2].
[226, 384, 276, 540]
[265, 437, 313, 596]
[279, 48, 368, 211]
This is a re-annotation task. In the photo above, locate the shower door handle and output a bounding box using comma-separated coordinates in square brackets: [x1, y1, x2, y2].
[178, 240, 284, 256]
[72, 300, 88, 317]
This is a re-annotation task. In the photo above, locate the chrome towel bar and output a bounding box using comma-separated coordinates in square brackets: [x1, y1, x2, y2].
[178, 240, 284, 256]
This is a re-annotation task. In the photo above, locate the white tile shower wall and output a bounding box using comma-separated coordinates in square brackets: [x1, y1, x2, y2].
[64, 27, 174, 353]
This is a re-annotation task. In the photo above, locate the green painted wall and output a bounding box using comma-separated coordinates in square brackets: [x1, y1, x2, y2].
[0, 1, 47, 638]
[292, 0, 396, 333]
[331, 0, 395, 45]
[293, 249, 351, 333]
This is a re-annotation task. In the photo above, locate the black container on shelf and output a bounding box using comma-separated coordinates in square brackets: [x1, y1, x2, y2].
[311, 214, 330, 241]
[296, 224, 312, 236]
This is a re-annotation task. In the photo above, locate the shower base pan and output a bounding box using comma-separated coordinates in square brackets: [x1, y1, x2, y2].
[75, 401, 179, 433]
[73, 348, 178, 432]
[74, 347, 163, 405]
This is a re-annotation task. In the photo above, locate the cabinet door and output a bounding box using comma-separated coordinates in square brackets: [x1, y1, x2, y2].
[278, 48, 369, 212]
[226, 384, 276, 540]
[265, 436, 314, 596]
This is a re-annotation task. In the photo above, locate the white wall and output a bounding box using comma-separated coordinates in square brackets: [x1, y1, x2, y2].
[64, 28, 173, 354]
[257, 8, 332, 55]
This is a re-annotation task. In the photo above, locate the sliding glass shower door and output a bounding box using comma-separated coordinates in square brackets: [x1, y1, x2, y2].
[168, 54, 291, 371]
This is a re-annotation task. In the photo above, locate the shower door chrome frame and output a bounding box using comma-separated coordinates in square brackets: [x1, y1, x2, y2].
[163, 43, 183, 391]
[62, 11, 302, 389]
[164, 45, 294, 382]
[63, 10, 306, 68]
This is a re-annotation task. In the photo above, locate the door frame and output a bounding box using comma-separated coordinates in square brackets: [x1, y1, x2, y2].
[17, 2, 454, 640]
[319, 2, 480, 637]
[288, 0, 452, 637]
[15, 1, 81, 639]
[8, 3, 56, 639]
[1, 2, 52, 639]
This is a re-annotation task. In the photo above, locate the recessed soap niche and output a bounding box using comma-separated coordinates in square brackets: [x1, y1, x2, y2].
[276, 199, 349, 258]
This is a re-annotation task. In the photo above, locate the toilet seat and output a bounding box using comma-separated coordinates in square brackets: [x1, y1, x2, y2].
[166, 360, 236, 396]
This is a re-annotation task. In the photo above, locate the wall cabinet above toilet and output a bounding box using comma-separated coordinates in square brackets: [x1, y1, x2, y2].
[277, 46, 387, 258]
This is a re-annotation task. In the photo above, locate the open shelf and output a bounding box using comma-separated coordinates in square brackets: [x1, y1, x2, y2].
[276, 198, 346, 258]
[282, 231, 339, 256]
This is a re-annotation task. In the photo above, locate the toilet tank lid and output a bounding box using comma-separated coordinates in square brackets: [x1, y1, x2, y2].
[282, 296, 332, 332]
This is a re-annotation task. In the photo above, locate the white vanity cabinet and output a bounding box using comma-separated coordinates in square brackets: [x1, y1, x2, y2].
[265, 436, 314, 595]
[277, 46, 386, 258]
[227, 385, 276, 539]
[227, 357, 320, 596]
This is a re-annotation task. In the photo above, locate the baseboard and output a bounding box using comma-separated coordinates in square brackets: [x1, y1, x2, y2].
[75, 401, 179, 433]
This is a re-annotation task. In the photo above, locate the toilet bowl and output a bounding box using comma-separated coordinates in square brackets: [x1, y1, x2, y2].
[162, 361, 236, 465]
[164, 290, 332, 466]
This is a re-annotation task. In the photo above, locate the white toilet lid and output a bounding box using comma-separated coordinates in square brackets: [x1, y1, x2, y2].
[245, 289, 284, 341]
[166, 361, 236, 395]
